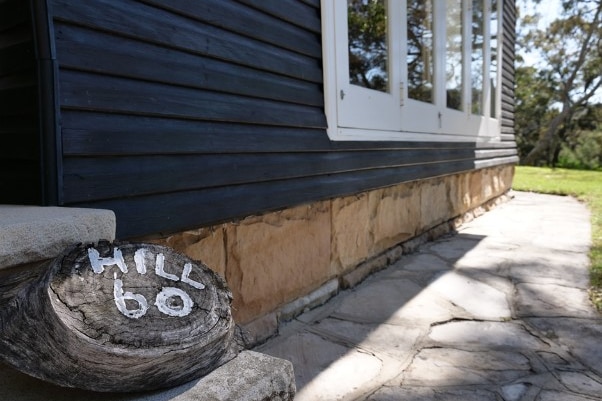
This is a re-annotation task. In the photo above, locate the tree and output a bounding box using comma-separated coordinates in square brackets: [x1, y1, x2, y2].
[514, 65, 556, 158]
[517, 0, 602, 166]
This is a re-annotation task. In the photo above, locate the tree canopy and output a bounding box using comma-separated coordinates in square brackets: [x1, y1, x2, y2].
[516, 0, 602, 168]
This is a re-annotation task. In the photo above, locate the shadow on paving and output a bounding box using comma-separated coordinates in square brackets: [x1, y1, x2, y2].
[256, 193, 602, 401]
[256, 233, 486, 400]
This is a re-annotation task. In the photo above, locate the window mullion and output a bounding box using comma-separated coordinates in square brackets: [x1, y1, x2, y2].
[495, 0, 503, 120]
[482, 0, 492, 118]
[462, 0, 472, 115]
[433, 0, 447, 110]
[390, 0, 403, 110]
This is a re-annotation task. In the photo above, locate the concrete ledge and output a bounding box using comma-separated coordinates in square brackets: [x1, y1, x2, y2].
[0, 350, 295, 401]
[0, 205, 116, 270]
[190, 351, 295, 401]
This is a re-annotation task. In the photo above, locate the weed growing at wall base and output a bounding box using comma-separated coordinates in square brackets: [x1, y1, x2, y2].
[512, 166, 602, 311]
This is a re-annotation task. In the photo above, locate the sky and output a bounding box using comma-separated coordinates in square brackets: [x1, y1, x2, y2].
[516, 0, 562, 67]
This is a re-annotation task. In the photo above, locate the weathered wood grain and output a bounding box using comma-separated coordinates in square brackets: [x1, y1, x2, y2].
[0, 241, 239, 392]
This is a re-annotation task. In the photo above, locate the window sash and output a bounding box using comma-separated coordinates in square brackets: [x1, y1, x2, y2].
[322, 0, 503, 141]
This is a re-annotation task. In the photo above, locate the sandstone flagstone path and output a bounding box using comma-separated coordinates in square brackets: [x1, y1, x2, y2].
[258, 191, 602, 401]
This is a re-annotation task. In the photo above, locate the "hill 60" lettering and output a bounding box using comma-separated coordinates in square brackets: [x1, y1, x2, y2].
[87, 247, 205, 319]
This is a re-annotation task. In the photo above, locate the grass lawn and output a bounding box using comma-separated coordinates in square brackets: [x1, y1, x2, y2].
[512, 166, 602, 311]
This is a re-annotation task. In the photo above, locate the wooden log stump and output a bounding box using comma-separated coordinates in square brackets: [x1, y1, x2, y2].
[0, 240, 238, 392]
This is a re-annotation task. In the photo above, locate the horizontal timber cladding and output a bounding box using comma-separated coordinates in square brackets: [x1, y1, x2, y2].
[74, 159, 479, 238]
[501, 0, 516, 140]
[49, 0, 518, 238]
[64, 148, 500, 203]
[60, 112, 519, 155]
[59, 69, 325, 128]
[55, 24, 323, 107]
[0, 0, 41, 204]
[51, 0, 322, 82]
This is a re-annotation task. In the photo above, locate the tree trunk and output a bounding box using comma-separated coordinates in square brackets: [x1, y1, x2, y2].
[0, 241, 239, 392]
[522, 109, 569, 165]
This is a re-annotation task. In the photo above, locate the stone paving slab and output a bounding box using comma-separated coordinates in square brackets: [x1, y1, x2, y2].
[261, 331, 384, 401]
[400, 348, 532, 386]
[526, 317, 602, 377]
[258, 192, 602, 401]
[427, 320, 548, 350]
[427, 270, 512, 320]
[368, 387, 501, 401]
[516, 283, 596, 318]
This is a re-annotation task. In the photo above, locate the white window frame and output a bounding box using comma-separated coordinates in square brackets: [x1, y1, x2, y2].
[321, 0, 503, 142]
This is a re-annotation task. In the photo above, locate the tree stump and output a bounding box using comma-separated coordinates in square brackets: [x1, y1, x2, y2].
[0, 240, 237, 392]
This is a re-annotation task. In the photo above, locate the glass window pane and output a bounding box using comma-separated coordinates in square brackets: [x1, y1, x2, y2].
[348, 0, 389, 92]
[490, 0, 498, 118]
[471, 0, 484, 115]
[407, 0, 434, 103]
[446, 0, 463, 110]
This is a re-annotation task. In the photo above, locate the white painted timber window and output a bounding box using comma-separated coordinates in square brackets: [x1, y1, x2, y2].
[321, 0, 502, 141]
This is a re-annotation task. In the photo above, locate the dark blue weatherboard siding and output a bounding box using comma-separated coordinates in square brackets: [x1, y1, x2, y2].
[51, 0, 323, 83]
[501, 1, 517, 140]
[63, 148, 488, 203]
[13, 0, 516, 238]
[76, 159, 481, 239]
[60, 112, 517, 156]
[0, 0, 41, 204]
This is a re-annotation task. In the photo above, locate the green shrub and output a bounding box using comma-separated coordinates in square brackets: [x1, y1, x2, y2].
[558, 131, 602, 170]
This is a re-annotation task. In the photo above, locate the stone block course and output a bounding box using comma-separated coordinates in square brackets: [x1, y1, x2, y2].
[369, 182, 420, 253]
[419, 178, 450, 230]
[330, 193, 371, 273]
[226, 202, 331, 323]
[157, 226, 227, 279]
[148, 165, 515, 326]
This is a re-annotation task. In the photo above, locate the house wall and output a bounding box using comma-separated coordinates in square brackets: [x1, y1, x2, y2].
[0, 0, 41, 204]
[12, 0, 520, 239]
[146, 164, 514, 326]
[0, 0, 518, 342]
